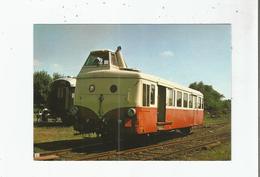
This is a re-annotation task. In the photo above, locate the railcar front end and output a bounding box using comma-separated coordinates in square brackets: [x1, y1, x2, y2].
[73, 70, 142, 137]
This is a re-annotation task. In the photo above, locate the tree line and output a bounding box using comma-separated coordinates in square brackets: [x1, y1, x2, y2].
[34, 71, 64, 108]
[34, 71, 231, 118]
[189, 81, 231, 118]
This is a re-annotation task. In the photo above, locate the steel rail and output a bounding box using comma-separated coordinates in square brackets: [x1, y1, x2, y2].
[76, 131, 230, 160]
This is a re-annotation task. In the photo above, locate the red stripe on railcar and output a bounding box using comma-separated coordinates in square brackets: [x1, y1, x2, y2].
[135, 107, 157, 134]
[165, 109, 204, 130]
[134, 107, 204, 134]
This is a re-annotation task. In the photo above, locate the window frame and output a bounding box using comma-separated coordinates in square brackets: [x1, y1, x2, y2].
[198, 97, 203, 109]
[183, 92, 188, 108]
[166, 88, 173, 106]
[150, 84, 155, 105]
[176, 91, 182, 107]
[198, 97, 201, 109]
[57, 88, 60, 98]
[57, 87, 64, 98]
[173, 89, 176, 107]
[142, 84, 147, 106]
[142, 84, 151, 107]
[192, 95, 197, 109]
[84, 51, 110, 67]
[188, 94, 193, 109]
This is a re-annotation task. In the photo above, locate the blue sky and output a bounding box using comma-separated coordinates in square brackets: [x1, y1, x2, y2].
[34, 24, 231, 98]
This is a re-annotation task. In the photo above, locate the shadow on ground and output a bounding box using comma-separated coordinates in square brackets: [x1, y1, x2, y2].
[34, 121, 70, 127]
[34, 131, 188, 154]
[34, 137, 101, 152]
[71, 131, 188, 154]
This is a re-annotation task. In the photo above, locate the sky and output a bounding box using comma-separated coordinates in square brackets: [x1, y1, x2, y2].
[34, 24, 231, 98]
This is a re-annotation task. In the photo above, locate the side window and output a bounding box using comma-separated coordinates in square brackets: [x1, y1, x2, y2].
[177, 91, 182, 107]
[61, 88, 64, 98]
[198, 97, 202, 109]
[104, 60, 109, 64]
[166, 88, 173, 106]
[143, 84, 147, 106]
[201, 98, 204, 109]
[57, 88, 60, 98]
[193, 95, 196, 108]
[189, 94, 193, 108]
[111, 53, 119, 66]
[173, 90, 176, 106]
[150, 84, 155, 105]
[142, 84, 150, 106]
[183, 93, 188, 108]
[147, 85, 150, 106]
[57, 87, 63, 98]
[71, 88, 75, 99]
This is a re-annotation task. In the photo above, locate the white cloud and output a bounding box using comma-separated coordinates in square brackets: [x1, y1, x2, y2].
[52, 63, 60, 68]
[51, 63, 63, 72]
[33, 59, 41, 67]
[160, 50, 174, 57]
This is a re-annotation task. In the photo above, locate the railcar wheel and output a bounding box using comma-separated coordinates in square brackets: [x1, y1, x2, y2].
[41, 113, 48, 122]
[179, 127, 192, 135]
[101, 126, 118, 143]
[101, 119, 122, 143]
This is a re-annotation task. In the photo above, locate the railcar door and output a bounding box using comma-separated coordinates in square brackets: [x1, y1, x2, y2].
[157, 85, 166, 122]
[65, 87, 69, 110]
[57, 86, 65, 111]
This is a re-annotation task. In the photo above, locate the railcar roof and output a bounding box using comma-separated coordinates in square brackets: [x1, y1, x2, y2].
[140, 72, 202, 96]
[90, 49, 113, 53]
[82, 69, 203, 96]
[53, 77, 76, 87]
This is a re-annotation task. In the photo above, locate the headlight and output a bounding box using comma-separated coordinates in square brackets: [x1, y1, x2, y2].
[110, 85, 117, 93]
[89, 84, 95, 92]
[127, 108, 136, 117]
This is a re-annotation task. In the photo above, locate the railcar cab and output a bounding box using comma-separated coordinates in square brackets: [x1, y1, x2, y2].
[73, 46, 140, 135]
[79, 46, 128, 74]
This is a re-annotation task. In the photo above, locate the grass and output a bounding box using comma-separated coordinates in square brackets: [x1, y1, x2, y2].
[185, 142, 231, 160]
[34, 126, 97, 144]
[189, 114, 231, 160]
[203, 114, 231, 125]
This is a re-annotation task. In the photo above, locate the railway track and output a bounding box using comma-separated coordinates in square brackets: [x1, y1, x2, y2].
[34, 121, 230, 160]
[142, 133, 230, 160]
[75, 131, 230, 160]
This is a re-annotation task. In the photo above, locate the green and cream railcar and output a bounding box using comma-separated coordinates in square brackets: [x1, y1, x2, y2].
[72, 47, 204, 138]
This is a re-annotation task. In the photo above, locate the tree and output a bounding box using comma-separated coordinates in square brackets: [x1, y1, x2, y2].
[34, 71, 52, 107]
[52, 72, 64, 80]
[222, 99, 231, 115]
[189, 81, 231, 118]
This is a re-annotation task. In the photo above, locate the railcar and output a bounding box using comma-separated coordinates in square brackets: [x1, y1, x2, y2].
[48, 77, 76, 125]
[72, 46, 204, 140]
